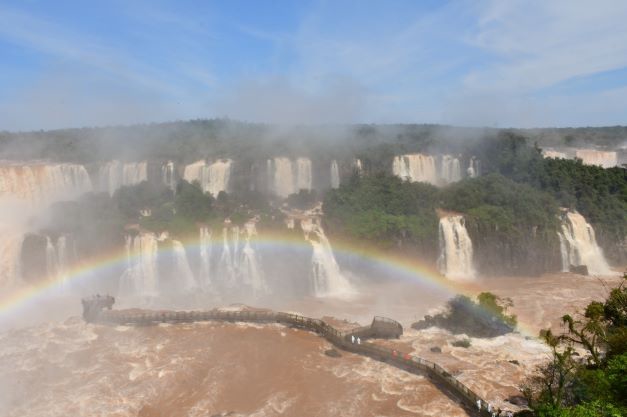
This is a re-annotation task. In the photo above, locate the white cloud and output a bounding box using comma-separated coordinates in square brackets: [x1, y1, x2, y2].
[464, 0, 627, 92]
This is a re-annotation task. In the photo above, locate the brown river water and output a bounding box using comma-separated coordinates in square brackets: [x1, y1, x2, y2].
[0, 271, 621, 417]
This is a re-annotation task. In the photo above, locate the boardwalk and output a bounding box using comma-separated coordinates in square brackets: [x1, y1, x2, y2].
[83, 296, 498, 417]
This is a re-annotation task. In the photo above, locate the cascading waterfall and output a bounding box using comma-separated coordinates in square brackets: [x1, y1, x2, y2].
[558, 212, 611, 275]
[467, 157, 480, 178]
[440, 155, 462, 184]
[542, 150, 568, 159]
[239, 221, 267, 294]
[296, 158, 312, 191]
[330, 160, 340, 189]
[199, 227, 212, 290]
[45, 235, 72, 288]
[183, 159, 232, 197]
[353, 158, 363, 175]
[437, 216, 476, 281]
[172, 240, 197, 291]
[99, 161, 147, 195]
[162, 161, 177, 191]
[392, 154, 438, 185]
[0, 228, 23, 287]
[217, 227, 236, 286]
[119, 233, 159, 297]
[575, 149, 617, 168]
[269, 157, 295, 198]
[0, 163, 92, 204]
[301, 219, 352, 297]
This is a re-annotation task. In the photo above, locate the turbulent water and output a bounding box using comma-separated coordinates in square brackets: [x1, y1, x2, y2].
[330, 160, 340, 189]
[183, 159, 232, 197]
[437, 216, 476, 280]
[558, 211, 611, 275]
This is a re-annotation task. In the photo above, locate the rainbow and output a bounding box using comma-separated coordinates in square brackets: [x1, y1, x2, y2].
[0, 230, 534, 336]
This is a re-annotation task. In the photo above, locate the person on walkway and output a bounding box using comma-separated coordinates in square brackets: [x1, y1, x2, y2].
[487, 403, 492, 413]
[476, 400, 482, 411]
[351, 335, 355, 344]
[357, 337, 361, 345]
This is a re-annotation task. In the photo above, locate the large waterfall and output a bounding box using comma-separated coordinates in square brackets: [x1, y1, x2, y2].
[575, 150, 617, 168]
[45, 235, 73, 287]
[119, 233, 160, 297]
[172, 240, 197, 291]
[239, 222, 267, 295]
[440, 155, 462, 184]
[269, 157, 295, 197]
[162, 161, 177, 191]
[542, 150, 568, 159]
[0, 227, 23, 287]
[0, 163, 92, 204]
[99, 161, 147, 195]
[301, 219, 352, 297]
[558, 212, 611, 275]
[268, 157, 313, 197]
[183, 159, 232, 197]
[296, 158, 312, 191]
[330, 160, 340, 189]
[467, 157, 480, 178]
[392, 154, 438, 185]
[437, 216, 476, 281]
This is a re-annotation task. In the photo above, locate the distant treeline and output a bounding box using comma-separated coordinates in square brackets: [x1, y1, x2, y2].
[1, 119, 625, 163]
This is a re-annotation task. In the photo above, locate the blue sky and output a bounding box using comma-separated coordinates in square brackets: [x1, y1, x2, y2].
[1, 0, 626, 130]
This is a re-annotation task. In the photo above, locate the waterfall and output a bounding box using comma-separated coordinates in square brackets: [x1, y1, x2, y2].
[269, 157, 295, 198]
[199, 227, 212, 290]
[183, 159, 232, 197]
[296, 158, 312, 191]
[301, 219, 352, 297]
[172, 240, 197, 291]
[0, 163, 92, 204]
[467, 157, 480, 178]
[162, 161, 177, 191]
[558, 212, 611, 275]
[392, 154, 438, 185]
[440, 155, 462, 184]
[218, 227, 236, 286]
[353, 158, 363, 176]
[575, 149, 617, 168]
[330, 160, 340, 189]
[99, 161, 147, 195]
[437, 216, 476, 281]
[119, 233, 159, 297]
[543, 150, 568, 159]
[45, 237, 58, 280]
[0, 228, 23, 287]
[44, 235, 72, 288]
[239, 222, 267, 294]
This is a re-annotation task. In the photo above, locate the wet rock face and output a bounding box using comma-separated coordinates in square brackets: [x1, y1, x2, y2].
[20, 234, 47, 284]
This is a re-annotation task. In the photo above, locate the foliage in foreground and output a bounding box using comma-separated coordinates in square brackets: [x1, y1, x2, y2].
[522, 275, 627, 417]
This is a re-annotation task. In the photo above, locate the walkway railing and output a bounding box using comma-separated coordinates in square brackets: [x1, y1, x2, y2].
[93, 307, 496, 416]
